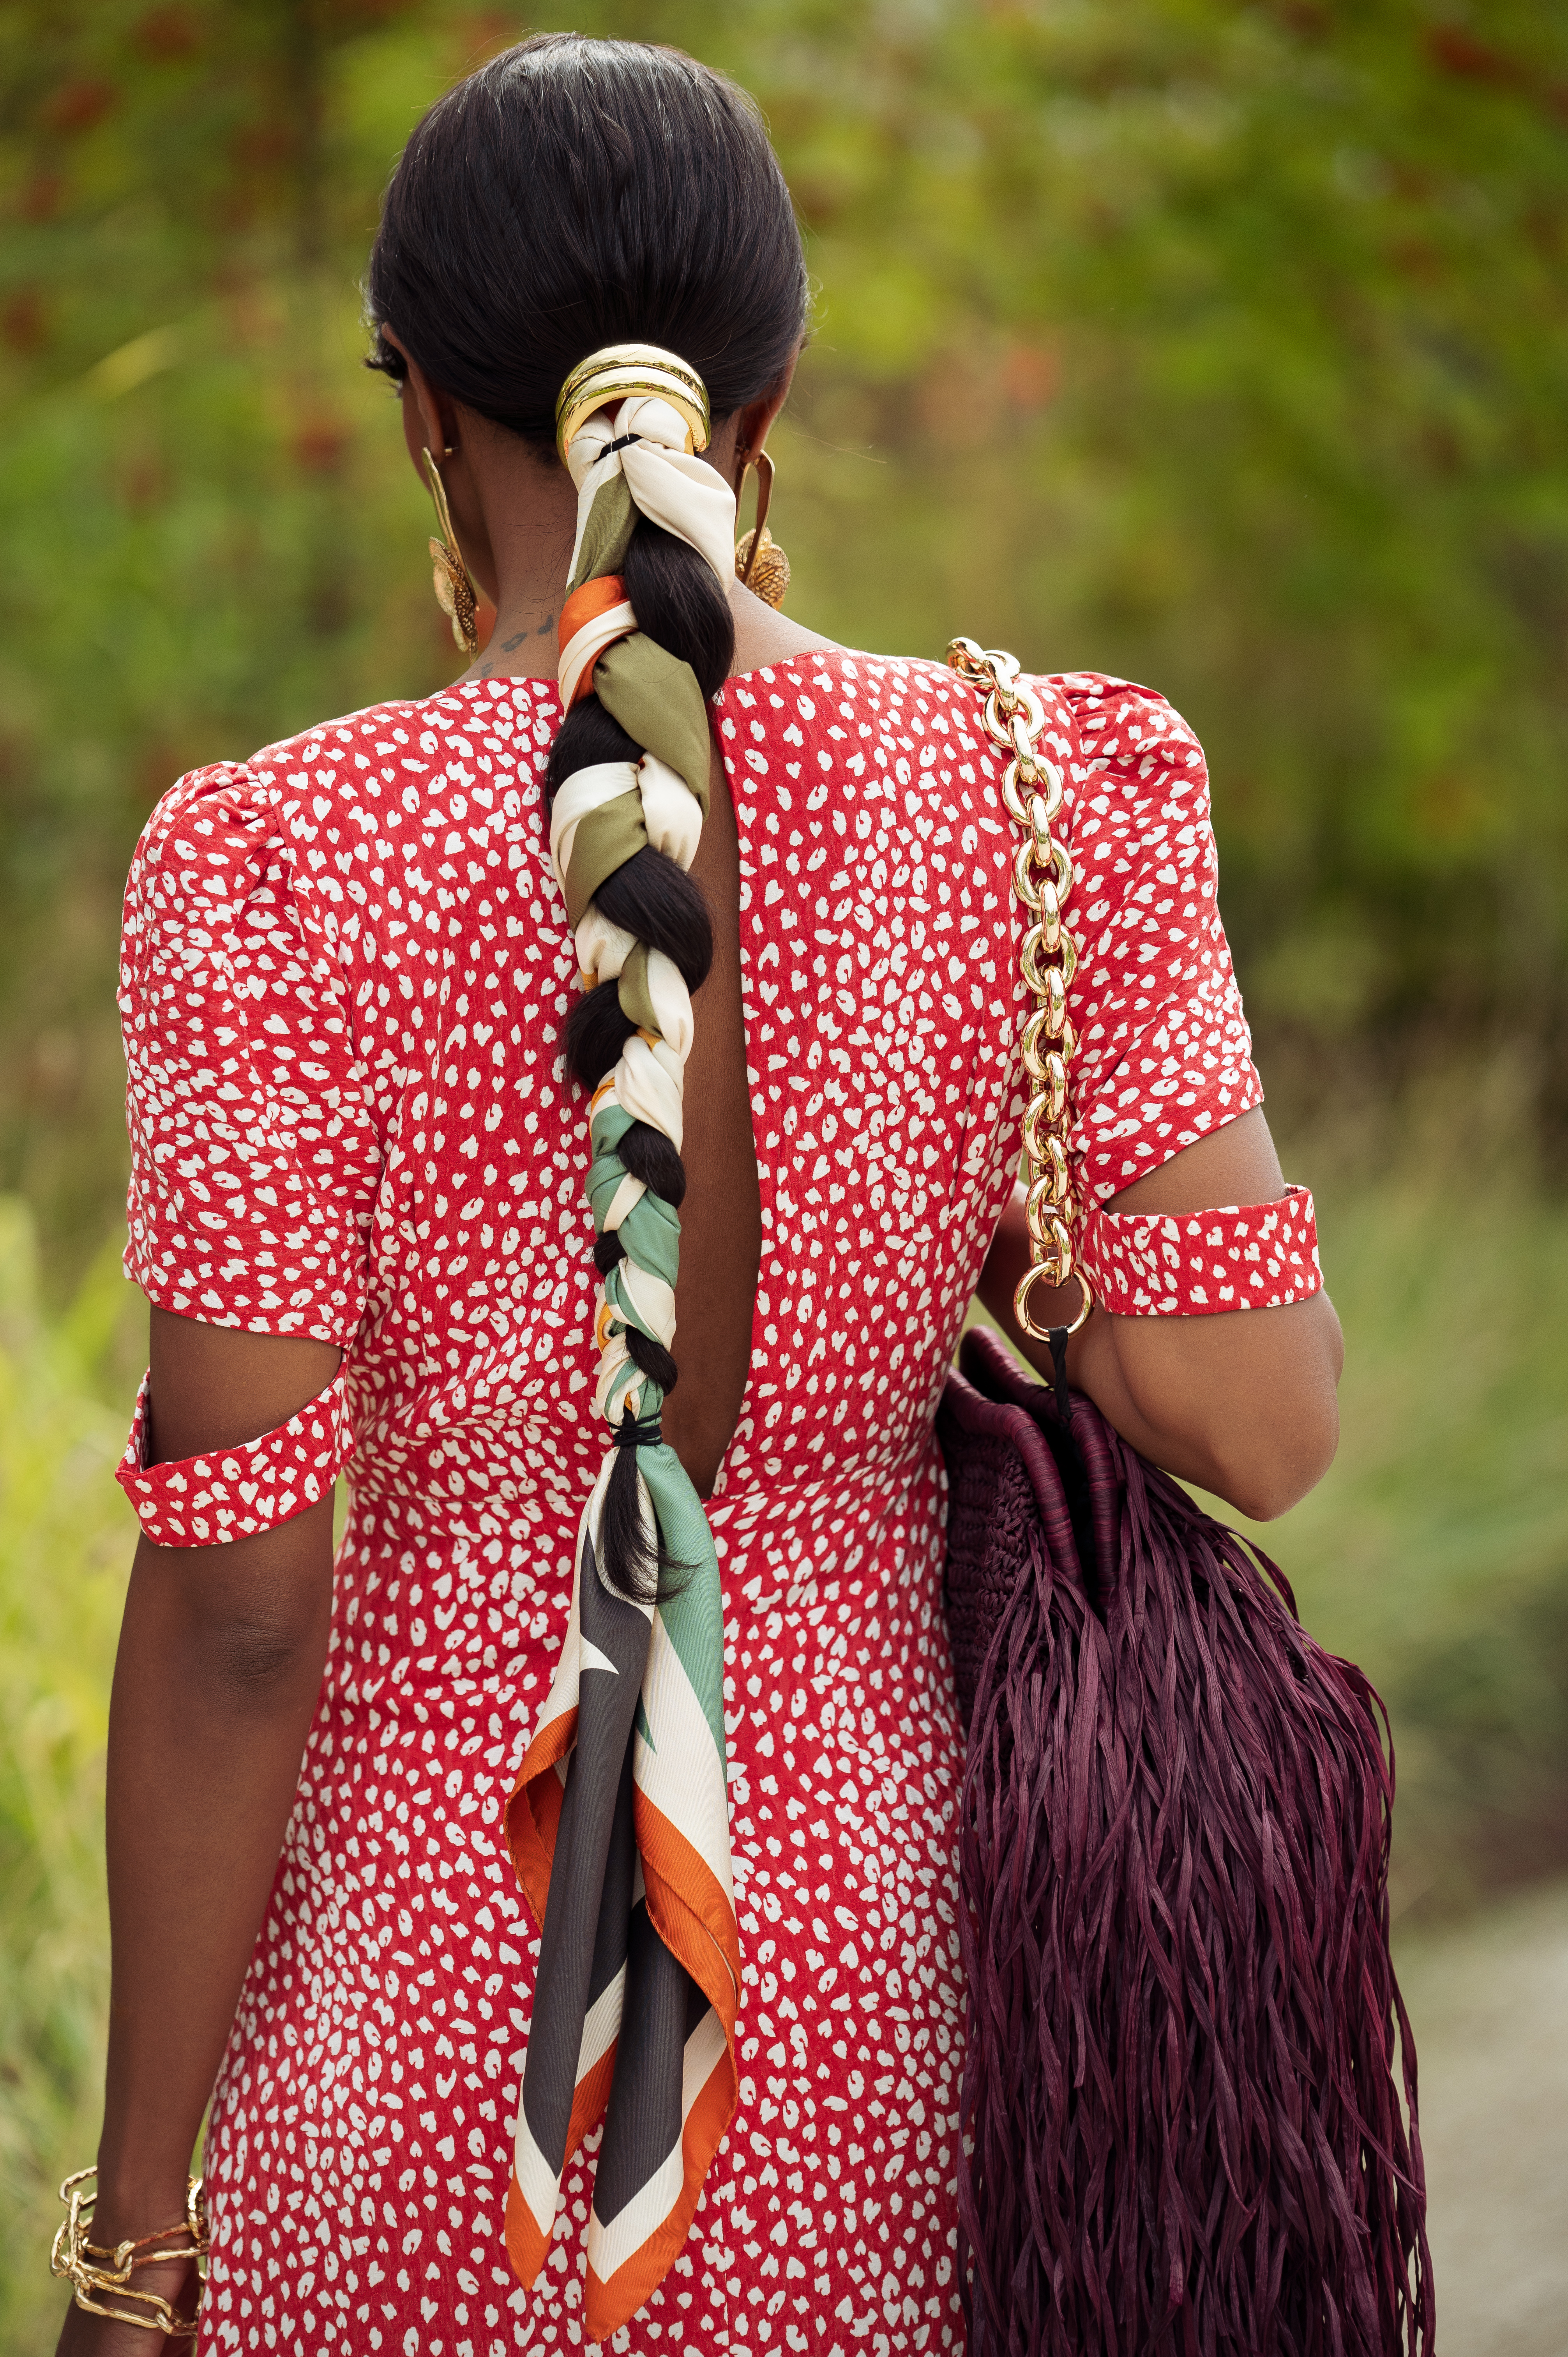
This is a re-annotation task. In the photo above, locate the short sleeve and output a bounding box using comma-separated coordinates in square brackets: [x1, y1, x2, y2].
[1054, 674, 1262, 1207]
[120, 763, 381, 1345]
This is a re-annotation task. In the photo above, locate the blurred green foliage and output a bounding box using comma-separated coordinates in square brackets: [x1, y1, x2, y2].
[2, 0, 1567, 1269]
[0, 1202, 142, 2352]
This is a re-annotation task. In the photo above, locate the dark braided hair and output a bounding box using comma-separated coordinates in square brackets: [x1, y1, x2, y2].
[366, 37, 807, 1599]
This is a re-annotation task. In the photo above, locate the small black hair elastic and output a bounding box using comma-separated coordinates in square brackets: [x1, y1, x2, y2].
[611, 1414, 664, 1449]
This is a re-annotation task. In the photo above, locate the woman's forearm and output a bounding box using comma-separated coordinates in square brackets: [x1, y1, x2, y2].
[91, 1509, 334, 2245]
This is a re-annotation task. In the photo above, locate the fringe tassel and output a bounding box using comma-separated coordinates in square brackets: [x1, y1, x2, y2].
[944, 1341, 1434, 2357]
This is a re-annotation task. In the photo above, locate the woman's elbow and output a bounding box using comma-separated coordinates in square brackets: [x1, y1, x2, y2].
[196, 1607, 328, 1706]
[1210, 1384, 1340, 1523]
[134, 1504, 335, 1718]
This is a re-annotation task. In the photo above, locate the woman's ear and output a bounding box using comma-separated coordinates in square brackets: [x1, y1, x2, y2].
[732, 348, 801, 470]
[379, 325, 460, 474]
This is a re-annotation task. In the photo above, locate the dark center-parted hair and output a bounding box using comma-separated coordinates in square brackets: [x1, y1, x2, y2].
[365, 33, 807, 441]
[365, 36, 808, 1598]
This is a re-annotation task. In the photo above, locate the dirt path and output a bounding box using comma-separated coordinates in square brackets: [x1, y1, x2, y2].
[1396, 1878, 1568, 2356]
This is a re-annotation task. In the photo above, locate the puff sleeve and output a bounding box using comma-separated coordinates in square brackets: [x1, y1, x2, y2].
[116, 762, 381, 1539]
[120, 762, 380, 1344]
[1051, 675, 1321, 1315]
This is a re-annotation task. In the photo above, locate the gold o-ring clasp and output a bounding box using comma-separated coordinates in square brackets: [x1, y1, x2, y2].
[1014, 1262, 1095, 1344]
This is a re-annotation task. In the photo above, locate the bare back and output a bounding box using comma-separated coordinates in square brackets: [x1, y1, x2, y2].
[659, 741, 761, 1493]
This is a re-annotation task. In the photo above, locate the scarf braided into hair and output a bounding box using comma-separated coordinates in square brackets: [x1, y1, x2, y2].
[503, 357, 744, 2343]
[548, 388, 735, 1588]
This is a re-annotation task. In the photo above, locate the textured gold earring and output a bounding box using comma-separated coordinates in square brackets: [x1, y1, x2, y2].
[421, 446, 479, 658]
[734, 448, 790, 610]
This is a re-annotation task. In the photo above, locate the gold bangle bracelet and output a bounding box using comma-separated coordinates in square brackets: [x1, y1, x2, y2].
[51, 2168, 209, 2339]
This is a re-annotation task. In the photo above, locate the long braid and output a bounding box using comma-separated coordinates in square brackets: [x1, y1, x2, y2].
[501, 350, 748, 2332]
[543, 348, 738, 1605]
[546, 523, 730, 1595]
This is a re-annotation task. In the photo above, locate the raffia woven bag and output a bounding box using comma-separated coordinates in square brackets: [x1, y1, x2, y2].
[936, 642, 1434, 2357]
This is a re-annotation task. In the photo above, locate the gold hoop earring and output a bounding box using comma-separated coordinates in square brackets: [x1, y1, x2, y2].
[421, 446, 479, 658]
[734, 448, 790, 611]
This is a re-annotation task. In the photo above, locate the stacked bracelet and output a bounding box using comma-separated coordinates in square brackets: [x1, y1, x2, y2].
[50, 2168, 208, 2339]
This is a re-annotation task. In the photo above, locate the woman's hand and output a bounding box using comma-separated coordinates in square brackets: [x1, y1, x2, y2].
[978, 1108, 1344, 1520]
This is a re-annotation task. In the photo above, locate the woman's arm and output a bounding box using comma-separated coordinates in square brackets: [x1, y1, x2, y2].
[977, 1108, 1343, 1521]
[57, 1311, 338, 2354]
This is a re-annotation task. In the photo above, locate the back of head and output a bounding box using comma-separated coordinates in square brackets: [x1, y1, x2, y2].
[365, 32, 807, 443]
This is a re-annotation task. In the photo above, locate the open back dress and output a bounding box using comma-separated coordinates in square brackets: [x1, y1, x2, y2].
[118, 652, 1259, 2356]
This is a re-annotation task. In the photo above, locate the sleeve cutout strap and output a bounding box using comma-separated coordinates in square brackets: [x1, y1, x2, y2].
[1079, 1183, 1323, 1317]
[117, 1364, 353, 1548]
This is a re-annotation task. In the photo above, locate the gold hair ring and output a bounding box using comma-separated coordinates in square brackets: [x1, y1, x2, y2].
[555, 342, 711, 461]
[421, 445, 479, 659]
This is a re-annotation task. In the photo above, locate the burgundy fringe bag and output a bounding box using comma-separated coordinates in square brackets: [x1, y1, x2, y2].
[938, 643, 1433, 2357]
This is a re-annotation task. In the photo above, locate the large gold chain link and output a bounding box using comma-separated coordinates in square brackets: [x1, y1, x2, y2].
[947, 638, 1093, 1343]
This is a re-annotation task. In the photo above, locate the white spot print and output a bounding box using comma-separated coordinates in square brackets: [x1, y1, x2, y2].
[115, 657, 1263, 2353]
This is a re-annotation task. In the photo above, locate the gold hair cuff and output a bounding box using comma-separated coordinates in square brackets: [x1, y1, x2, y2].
[51, 2167, 209, 2337]
[556, 342, 711, 461]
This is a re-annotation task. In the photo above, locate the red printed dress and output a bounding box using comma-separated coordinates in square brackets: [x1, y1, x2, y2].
[118, 657, 1266, 2357]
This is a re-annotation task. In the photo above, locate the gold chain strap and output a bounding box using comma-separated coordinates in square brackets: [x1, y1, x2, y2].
[50, 2168, 208, 2338]
[947, 638, 1092, 1343]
